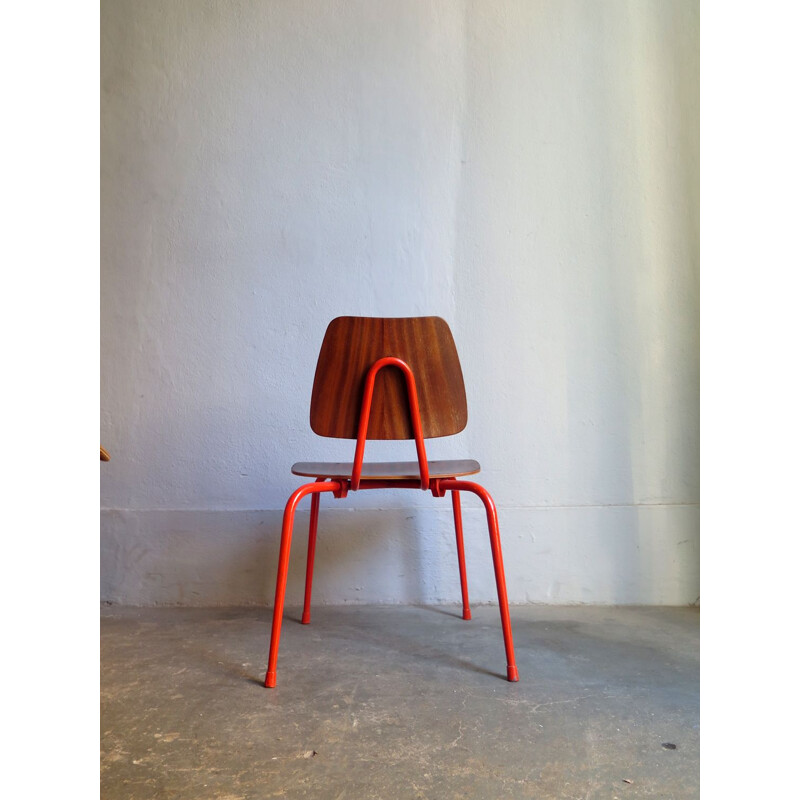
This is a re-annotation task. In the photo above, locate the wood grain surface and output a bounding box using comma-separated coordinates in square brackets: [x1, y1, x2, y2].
[291, 459, 480, 479]
[309, 317, 468, 440]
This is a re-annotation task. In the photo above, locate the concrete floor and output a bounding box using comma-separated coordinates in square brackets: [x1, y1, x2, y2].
[101, 604, 699, 799]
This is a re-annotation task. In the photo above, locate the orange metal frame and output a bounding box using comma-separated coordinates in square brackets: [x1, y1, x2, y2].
[264, 357, 518, 687]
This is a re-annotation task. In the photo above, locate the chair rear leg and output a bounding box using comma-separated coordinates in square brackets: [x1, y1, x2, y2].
[265, 481, 338, 688]
[441, 479, 518, 682]
[265, 497, 299, 688]
[301, 491, 321, 625]
[479, 487, 519, 681]
[450, 490, 472, 620]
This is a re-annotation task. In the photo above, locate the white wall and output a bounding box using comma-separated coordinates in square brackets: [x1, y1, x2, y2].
[101, 0, 699, 606]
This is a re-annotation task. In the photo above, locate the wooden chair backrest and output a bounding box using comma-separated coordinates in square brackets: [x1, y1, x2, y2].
[309, 317, 468, 440]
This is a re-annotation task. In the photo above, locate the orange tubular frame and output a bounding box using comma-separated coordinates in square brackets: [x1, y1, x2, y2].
[264, 358, 518, 688]
[351, 357, 430, 491]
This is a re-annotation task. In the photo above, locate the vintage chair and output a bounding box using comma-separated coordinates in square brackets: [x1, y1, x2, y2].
[265, 316, 518, 687]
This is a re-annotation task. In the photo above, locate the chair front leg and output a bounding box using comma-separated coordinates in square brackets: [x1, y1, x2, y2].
[450, 489, 472, 620]
[301, 486, 323, 625]
[265, 480, 340, 688]
[440, 479, 519, 682]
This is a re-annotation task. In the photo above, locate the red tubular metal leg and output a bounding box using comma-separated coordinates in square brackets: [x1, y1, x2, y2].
[265, 481, 340, 688]
[301, 489, 322, 625]
[440, 479, 519, 682]
[451, 490, 472, 620]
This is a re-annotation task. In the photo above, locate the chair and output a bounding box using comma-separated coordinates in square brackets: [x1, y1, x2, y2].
[265, 316, 518, 687]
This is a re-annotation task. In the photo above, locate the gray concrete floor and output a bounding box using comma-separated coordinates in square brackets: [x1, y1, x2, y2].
[101, 605, 699, 799]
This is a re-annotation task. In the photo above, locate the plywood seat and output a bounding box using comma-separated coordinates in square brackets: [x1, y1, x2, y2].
[292, 458, 480, 480]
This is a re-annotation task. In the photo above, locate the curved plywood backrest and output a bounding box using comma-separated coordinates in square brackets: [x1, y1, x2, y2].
[310, 317, 468, 440]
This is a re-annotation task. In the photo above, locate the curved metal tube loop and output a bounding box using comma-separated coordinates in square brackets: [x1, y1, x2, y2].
[351, 357, 430, 491]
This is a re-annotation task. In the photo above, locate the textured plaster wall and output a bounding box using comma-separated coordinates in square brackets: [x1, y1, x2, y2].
[101, 0, 699, 605]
